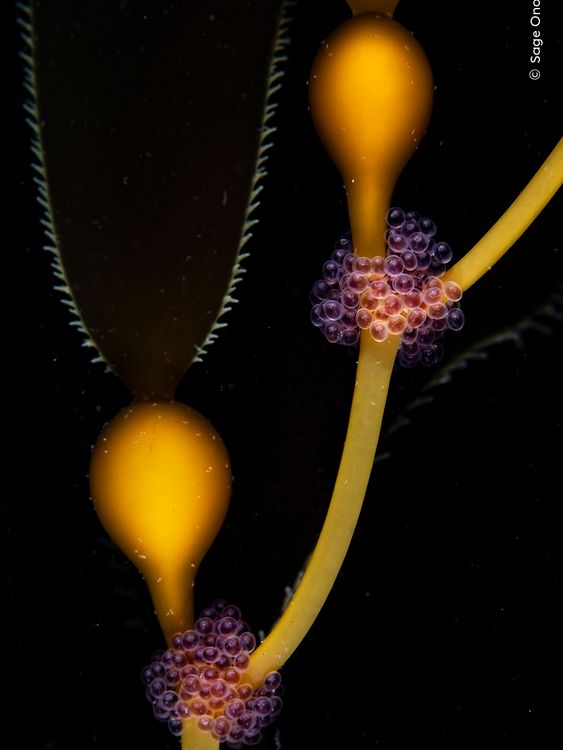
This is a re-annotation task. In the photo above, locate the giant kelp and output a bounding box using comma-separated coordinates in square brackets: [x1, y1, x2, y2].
[9, 1, 557, 745]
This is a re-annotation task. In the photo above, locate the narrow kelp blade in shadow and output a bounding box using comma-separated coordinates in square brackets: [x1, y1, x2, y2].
[25, 0, 289, 398]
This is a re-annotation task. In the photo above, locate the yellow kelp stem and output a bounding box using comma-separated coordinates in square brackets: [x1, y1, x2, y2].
[181, 720, 219, 750]
[247, 333, 398, 684]
[445, 138, 563, 292]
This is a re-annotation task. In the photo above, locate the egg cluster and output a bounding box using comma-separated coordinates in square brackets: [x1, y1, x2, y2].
[310, 208, 465, 366]
[142, 600, 282, 747]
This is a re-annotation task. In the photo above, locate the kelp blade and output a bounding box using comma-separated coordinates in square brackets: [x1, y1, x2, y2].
[30, 0, 285, 397]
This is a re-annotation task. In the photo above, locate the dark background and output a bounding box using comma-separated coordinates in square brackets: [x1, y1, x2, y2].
[3, 1, 562, 749]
